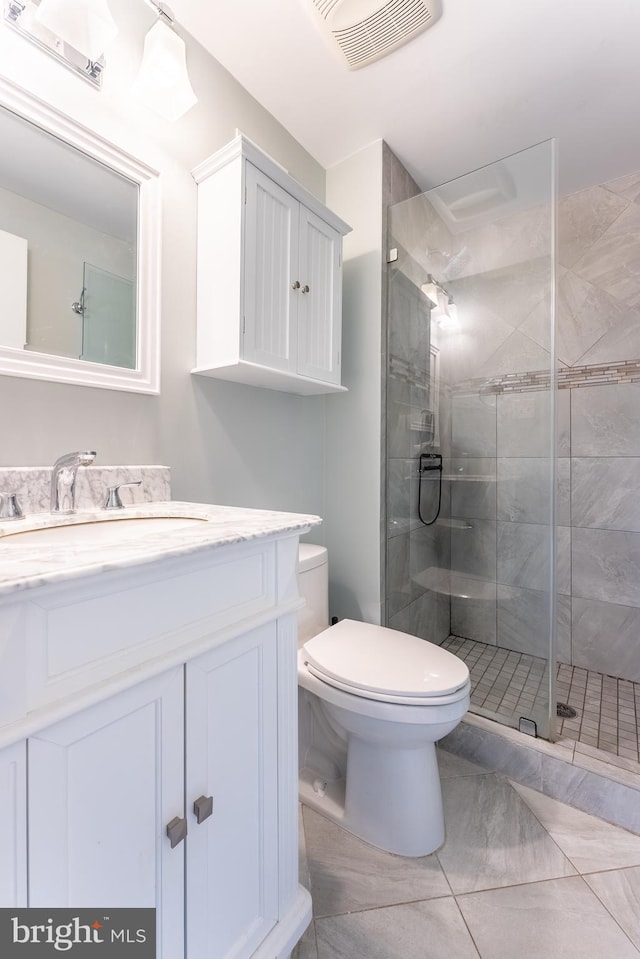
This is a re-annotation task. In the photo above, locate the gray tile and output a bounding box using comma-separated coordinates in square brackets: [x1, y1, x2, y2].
[292, 921, 318, 959]
[511, 781, 640, 872]
[585, 867, 640, 951]
[497, 585, 552, 658]
[497, 391, 552, 458]
[557, 184, 629, 270]
[572, 457, 640, 532]
[436, 746, 489, 780]
[437, 774, 575, 894]
[572, 383, 640, 456]
[572, 597, 640, 684]
[450, 457, 497, 520]
[497, 521, 552, 590]
[557, 388, 571, 456]
[451, 518, 496, 580]
[573, 527, 640, 607]
[451, 392, 496, 457]
[497, 457, 553, 524]
[451, 591, 497, 645]
[315, 898, 481, 959]
[458, 876, 640, 959]
[556, 269, 631, 366]
[301, 806, 450, 918]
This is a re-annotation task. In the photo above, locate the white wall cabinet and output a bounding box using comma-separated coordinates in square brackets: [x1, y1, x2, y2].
[192, 135, 350, 395]
[0, 530, 311, 959]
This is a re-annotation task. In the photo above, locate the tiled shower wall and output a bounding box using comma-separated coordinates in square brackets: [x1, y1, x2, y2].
[386, 163, 640, 689]
[449, 170, 640, 684]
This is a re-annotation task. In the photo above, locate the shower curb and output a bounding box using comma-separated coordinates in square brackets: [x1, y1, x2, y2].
[441, 713, 640, 836]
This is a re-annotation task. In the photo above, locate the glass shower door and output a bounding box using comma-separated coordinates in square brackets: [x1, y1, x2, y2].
[386, 140, 557, 740]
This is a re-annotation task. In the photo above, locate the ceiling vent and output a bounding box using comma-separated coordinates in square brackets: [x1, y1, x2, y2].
[308, 0, 442, 70]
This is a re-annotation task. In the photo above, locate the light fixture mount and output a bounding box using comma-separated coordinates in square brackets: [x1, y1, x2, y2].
[3, 0, 107, 88]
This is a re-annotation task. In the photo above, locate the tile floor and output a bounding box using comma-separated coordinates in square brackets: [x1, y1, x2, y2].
[441, 634, 640, 761]
[293, 748, 640, 959]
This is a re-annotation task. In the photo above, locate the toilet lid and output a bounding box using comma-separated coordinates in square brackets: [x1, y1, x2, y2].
[302, 620, 470, 699]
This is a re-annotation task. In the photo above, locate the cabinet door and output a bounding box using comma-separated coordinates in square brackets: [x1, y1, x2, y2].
[297, 206, 343, 384]
[0, 740, 27, 906]
[244, 162, 299, 374]
[186, 623, 279, 959]
[28, 668, 185, 959]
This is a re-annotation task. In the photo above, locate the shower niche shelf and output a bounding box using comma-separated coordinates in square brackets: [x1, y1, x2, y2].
[413, 566, 495, 600]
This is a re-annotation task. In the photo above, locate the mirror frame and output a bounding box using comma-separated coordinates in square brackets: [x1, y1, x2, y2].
[0, 76, 161, 393]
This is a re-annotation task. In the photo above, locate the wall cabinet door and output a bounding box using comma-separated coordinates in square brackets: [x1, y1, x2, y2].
[243, 161, 343, 388]
[244, 163, 299, 375]
[28, 668, 185, 958]
[297, 206, 342, 385]
[0, 740, 27, 907]
[185, 622, 279, 959]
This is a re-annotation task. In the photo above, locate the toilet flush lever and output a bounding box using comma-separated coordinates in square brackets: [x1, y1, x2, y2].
[103, 480, 142, 510]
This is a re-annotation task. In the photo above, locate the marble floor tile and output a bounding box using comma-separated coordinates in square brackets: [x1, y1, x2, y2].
[436, 745, 490, 780]
[315, 897, 481, 959]
[292, 920, 319, 959]
[437, 774, 576, 893]
[458, 875, 640, 959]
[585, 866, 640, 950]
[301, 806, 450, 918]
[510, 780, 640, 873]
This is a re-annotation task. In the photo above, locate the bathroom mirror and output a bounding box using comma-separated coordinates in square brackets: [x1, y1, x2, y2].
[0, 76, 160, 393]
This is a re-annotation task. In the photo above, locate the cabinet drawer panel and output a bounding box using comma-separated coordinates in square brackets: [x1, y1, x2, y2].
[28, 543, 276, 711]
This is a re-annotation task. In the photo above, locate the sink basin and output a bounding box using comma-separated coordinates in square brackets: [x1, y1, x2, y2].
[2, 516, 206, 546]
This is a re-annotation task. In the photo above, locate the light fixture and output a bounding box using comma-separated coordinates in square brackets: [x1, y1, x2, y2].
[436, 298, 459, 330]
[35, 0, 117, 61]
[3, 0, 116, 86]
[421, 275, 439, 306]
[132, 0, 197, 122]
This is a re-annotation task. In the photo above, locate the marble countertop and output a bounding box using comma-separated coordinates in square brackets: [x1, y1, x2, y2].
[0, 501, 322, 596]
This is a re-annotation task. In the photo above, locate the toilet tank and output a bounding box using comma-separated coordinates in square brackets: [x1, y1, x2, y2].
[297, 544, 329, 644]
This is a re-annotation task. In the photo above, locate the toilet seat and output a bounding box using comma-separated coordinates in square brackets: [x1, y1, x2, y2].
[302, 619, 470, 706]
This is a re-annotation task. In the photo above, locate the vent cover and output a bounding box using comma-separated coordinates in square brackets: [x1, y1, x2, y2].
[308, 0, 442, 69]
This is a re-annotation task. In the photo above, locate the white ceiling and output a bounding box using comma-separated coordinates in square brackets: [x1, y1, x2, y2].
[171, 0, 640, 197]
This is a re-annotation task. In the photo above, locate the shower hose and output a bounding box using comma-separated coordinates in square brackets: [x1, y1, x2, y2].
[417, 453, 443, 526]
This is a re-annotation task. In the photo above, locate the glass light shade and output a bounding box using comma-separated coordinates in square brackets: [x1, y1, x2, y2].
[35, 0, 118, 61]
[421, 275, 439, 306]
[132, 19, 197, 122]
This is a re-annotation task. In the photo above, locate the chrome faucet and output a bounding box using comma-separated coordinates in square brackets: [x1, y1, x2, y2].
[51, 450, 96, 514]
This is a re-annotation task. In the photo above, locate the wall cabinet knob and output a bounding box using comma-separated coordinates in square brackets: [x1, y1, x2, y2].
[166, 816, 187, 848]
[301, 284, 310, 294]
[193, 794, 214, 824]
[292, 280, 301, 290]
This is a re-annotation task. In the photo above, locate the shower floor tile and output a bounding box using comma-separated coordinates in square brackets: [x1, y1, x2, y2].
[441, 634, 640, 761]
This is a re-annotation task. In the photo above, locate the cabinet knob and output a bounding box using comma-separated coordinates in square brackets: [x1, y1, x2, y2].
[193, 794, 214, 824]
[292, 280, 301, 290]
[301, 284, 310, 294]
[166, 816, 187, 848]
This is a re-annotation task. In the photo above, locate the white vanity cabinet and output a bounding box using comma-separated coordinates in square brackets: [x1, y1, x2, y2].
[0, 516, 314, 959]
[0, 740, 27, 907]
[192, 135, 350, 395]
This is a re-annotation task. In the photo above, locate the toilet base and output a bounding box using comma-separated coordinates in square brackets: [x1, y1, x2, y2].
[299, 738, 445, 857]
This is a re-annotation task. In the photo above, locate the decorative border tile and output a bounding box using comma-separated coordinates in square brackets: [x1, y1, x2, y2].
[452, 360, 640, 396]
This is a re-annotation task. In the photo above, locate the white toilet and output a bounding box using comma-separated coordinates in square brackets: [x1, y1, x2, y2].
[297, 544, 470, 857]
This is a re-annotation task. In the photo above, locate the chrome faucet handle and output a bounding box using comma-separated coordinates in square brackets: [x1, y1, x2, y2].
[103, 480, 143, 510]
[0, 492, 24, 521]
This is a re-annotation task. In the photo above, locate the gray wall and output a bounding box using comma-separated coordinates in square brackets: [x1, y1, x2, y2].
[0, 0, 328, 520]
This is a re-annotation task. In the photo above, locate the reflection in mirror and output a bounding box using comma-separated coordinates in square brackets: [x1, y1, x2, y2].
[0, 76, 160, 393]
